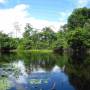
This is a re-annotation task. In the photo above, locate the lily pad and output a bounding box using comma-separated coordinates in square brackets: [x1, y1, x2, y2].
[29, 79, 49, 85]
[43, 79, 48, 84]
[29, 79, 42, 84]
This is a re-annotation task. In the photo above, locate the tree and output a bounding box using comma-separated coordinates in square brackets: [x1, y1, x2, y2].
[22, 23, 33, 50]
[0, 32, 17, 52]
[66, 7, 90, 52]
[68, 7, 90, 30]
[40, 27, 56, 49]
[83, 19, 90, 48]
[0, 32, 10, 51]
[67, 28, 90, 52]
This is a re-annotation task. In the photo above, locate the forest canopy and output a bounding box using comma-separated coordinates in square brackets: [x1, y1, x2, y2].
[0, 7, 90, 52]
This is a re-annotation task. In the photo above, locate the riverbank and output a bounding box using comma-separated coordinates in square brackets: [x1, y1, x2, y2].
[1, 48, 90, 54]
[10, 49, 53, 53]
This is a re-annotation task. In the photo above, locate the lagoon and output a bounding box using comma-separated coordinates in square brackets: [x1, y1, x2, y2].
[0, 52, 90, 90]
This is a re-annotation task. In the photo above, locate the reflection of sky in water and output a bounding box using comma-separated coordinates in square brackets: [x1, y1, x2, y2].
[12, 61, 28, 77]
[0, 60, 75, 90]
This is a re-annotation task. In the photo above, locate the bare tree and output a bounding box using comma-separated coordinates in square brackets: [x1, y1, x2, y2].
[13, 22, 20, 38]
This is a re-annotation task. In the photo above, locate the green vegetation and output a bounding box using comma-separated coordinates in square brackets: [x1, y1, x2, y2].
[0, 32, 19, 52]
[20, 52, 68, 68]
[28, 50, 52, 53]
[0, 77, 11, 90]
[0, 7, 90, 53]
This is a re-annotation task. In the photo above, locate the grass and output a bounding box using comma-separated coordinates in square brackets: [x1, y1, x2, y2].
[11, 49, 53, 53]
[28, 49, 53, 53]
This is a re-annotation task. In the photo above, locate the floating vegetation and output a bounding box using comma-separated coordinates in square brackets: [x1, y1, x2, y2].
[29, 79, 49, 85]
[0, 77, 11, 90]
[29, 79, 42, 84]
[43, 79, 48, 84]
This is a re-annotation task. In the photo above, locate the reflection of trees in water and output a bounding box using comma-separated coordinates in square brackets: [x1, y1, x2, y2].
[0, 52, 18, 63]
[0, 52, 68, 70]
[66, 52, 90, 90]
[17, 52, 68, 72]
[0, 52, 68, 76]
[18, 52, 55, 71]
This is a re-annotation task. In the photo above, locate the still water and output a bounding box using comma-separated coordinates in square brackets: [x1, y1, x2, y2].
[0, 52, 90, 90]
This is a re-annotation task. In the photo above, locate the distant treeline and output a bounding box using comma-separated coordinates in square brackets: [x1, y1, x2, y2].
[0, 7, 90, 52]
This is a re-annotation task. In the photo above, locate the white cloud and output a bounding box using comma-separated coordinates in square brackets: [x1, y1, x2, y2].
[77, 0, 90, 7]
[26, 17, 64, 32]
[0, 4, 29, 37]
[0, 4, 65, 37]
[0, 0, 8, 3]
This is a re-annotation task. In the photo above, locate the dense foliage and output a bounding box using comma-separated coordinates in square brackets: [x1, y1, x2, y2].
[0, 7, 90, 52]
[68, 7, 90, 30]
[67, 7, 90, 51]
[0, 32, 18, 51]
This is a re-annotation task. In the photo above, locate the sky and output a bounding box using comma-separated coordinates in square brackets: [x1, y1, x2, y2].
[0, 0, 90, 37]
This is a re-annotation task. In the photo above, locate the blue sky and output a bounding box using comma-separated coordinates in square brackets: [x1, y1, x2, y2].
[0, 0, 90, 37]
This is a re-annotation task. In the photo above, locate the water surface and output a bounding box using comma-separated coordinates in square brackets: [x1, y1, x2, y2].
[0, 52, 90, 90]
